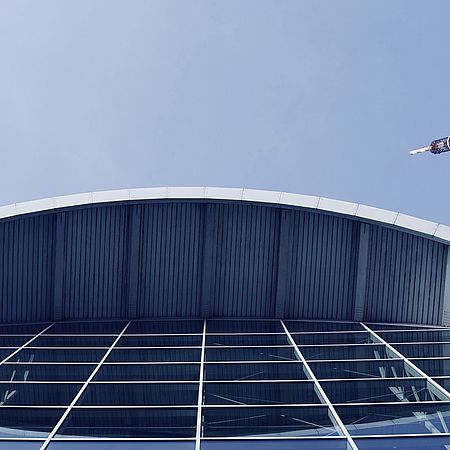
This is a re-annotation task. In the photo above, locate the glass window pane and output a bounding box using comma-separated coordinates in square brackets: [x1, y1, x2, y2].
[206, 334, 290, 346]
[411, 358, 450, 377]
[0, 407, 65, 438]
[126, 321, 203, 334]
[293, 332, 372, 346]
[0, 363, 94, 381]
[433, 377, 450, 391]
[285, 321, 364, 332]
[205, 347, 298, 362]
[322, 378, 440, 404]
[10, 349, 106, 363]
[0, 443, 44, 450]
[309, 359, 415, 379]
[0, 348, 16, 360]
[302, 344, 388, 361]
[355, 436, 450, 450]
[0, 383, 81, 406]
[204, 362, 307, 381]
[29, 336, 115, 347]
[204, 381, 320, 405]
[79, 383, 199, 406]
[207, 321, 283, 333]
[0, 323, 49, 334]
[95, 363, 200, 381]
[202, 406, 339, 437]
[379, 330, 450, 343]
[107, 348, 201, 363]
[336, 403, 450, 436]
[48, 443, 195, 450]
[117, 335, 202, 347]
[56, 408, 197, 438]
[394, 343, 450, 358]
[201, 440, 348, 450]
[47, 322, 126, 335]
[366, 323, 443, 331]
[0, 336, 33, 347]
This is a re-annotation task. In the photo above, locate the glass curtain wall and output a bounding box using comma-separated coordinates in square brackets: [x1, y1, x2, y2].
[0, 320, 450, 449]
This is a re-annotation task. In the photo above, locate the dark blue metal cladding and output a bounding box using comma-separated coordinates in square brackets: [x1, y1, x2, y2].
[0, 215, 55, 322]
[136, 203, 204, 317]
[0, 198, 448, 325]
[60, 206, 129, 320]
[283, 211, 359, 320]
[364, 225, 447, 324]
[206, 203, 280, 318]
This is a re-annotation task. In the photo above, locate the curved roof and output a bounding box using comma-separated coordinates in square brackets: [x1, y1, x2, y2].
[0, 187, 449, 326]
[1, 187, 450, 243]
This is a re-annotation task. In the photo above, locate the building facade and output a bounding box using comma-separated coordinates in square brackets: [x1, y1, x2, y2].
[0, 187, 450, 449]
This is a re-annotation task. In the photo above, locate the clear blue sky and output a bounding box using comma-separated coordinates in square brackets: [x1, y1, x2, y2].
[1, 1, 450, 223]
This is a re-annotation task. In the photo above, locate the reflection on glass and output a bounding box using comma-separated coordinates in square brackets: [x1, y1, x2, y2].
[207, 321, 283, 333]
[393, 343, 450, 358]
[95, 363, 200, 381]
[293, 332, 372, 346]
[355, 435, 450, 449]
[204, 362, 306, 381]
[201, 440, 348, 450]
[0, 407, 64, 438]
[206, 334, 290, 347]
[48, 442, 195, 450]
[29, 336, 115, 347]
[0, 324, 49, 335]
[302, 345, 388, 361]
[379, 330, 450, 344]
[285, 321, 363, 332]
[0, 383, 81, 406]
[309, 359, 414, 379]
[56, 408, 197, 438]
[206, 347, 298, 362]
[0, 336, 33, 347]
[126, 321, 203, 334]
[202, 406, 339, 437]
[117, 335, 202, 347]
[0, 363, 94, 382]
[322, 378, 440, 404]
[411, 358, 450, 377]
[10, 349, 106, 363]
[204, 381, 320, 405]
[107, 348, 201, 363]
[47, 322, 127, 335]
[336, 403, 450, 436]
[79, 383, 199, 406]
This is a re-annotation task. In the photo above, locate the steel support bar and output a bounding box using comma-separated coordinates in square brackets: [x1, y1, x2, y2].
[195, 319, 207, 450]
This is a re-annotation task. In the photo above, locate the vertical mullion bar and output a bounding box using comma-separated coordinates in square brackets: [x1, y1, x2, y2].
[361, 322, 450, 400]
[195, 319, 207, 450]
[0, 322, 55, 366]
[280, 320, 358, 450]
[39, 320, 131, 450]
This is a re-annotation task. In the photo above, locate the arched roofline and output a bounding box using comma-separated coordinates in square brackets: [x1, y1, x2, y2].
[0, 186, 449, 244]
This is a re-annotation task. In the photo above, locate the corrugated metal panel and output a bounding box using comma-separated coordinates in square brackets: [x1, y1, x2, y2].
[0, 215, 54, 322]
[136, 203, 204, 317]
[364, 225, 447, 325]
[284, 211, 359, 320]
[60, 206, 129, 320]
[207, 203, 280, 318]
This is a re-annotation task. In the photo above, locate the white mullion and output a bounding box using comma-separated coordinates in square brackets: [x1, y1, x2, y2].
[361, 322, 450, 401]
[39, 320, 131, 450]
[195, 319, 206, 450]
[0, 323, 55, 366]
[280, 320, 358, 450]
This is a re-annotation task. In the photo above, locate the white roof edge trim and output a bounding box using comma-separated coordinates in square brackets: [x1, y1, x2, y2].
[0, 187, 448, 244]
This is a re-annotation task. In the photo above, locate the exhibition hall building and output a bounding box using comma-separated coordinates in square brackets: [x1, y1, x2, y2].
[0, 187, 450, 450]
